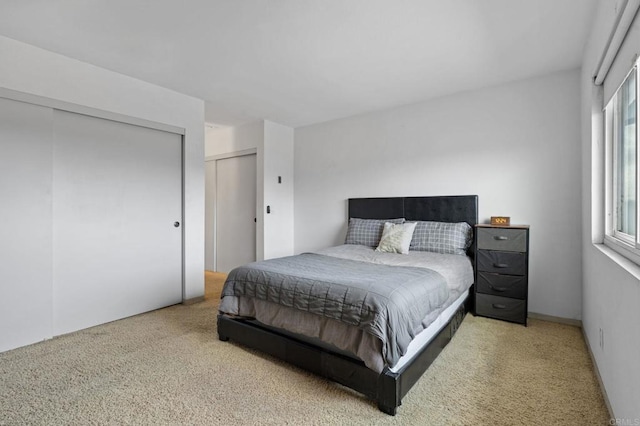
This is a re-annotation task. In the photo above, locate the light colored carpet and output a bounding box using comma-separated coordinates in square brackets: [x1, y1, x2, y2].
[0, 273, 609, 425]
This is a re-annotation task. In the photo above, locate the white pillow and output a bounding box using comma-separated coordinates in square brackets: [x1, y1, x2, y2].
[375, 222, 417, 254]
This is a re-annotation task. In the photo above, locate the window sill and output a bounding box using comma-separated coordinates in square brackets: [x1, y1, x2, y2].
[594, 240, 640, 281]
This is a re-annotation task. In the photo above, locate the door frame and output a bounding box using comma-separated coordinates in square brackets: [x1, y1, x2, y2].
[0, 87, 184, 134]
[205, 148, 257, 272]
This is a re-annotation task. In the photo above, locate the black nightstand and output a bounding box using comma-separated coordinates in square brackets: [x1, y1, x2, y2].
[474, 224, 529, 326]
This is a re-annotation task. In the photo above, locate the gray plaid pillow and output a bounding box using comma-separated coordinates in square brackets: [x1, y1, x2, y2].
[345, 218, 405, 247]
[409, 221, 472, 255]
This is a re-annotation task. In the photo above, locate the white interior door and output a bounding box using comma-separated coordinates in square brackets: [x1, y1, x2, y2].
[216, 154, 256, 273]
[52, 110, 183, 335]
[0, 98, 54, 352]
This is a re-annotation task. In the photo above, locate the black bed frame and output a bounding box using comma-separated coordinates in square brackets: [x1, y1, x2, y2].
[217, 195, 478, 415]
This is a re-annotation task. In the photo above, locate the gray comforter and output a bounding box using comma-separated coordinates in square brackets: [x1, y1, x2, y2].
[221, 253, 449, 366]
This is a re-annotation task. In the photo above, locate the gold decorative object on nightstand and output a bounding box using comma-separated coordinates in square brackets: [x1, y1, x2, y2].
[490, 216, 511, 226]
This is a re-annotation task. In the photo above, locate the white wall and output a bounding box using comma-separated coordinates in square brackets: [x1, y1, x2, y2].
[264, 121, 295, 259]
[0, 99, 53, 351]
[581, 1, 640, 419]
[295, 69, 582, 320]
[205, 120, 294, 262]
[205, 122, 263, 157]
[0, 36, 205, 327]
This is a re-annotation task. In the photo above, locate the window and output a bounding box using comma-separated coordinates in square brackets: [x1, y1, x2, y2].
[605, 65, 639, 256]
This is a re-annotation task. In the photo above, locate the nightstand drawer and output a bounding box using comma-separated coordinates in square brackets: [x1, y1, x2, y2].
[477, 250, 526, 275]
[475, 293, 526, 324]
[477, 272, 527, 299]
[477, 228, 527, 252]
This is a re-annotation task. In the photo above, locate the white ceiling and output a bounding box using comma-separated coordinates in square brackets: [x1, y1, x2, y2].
[0, 0, 598, 128]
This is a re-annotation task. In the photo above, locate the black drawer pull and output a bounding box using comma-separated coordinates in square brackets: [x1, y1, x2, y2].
[493, 236, 509, 241]
[489, 285, 508, 292]
[493, 263, 509, 268]
[492, 304, 507, 310]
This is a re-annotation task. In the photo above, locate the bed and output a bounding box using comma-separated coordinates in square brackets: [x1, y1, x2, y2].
[217, 195, 478, 415]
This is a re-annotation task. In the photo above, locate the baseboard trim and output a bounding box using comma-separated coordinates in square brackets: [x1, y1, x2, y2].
[582, 329, 615, 420]
[182, 296, 205, 305]
[528, 312, 582, 327]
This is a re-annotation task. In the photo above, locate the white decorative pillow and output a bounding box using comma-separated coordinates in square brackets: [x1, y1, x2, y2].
[375, 222, 417, 254]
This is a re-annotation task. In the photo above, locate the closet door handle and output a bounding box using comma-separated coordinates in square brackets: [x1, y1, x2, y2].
[174, 221, 180, 228]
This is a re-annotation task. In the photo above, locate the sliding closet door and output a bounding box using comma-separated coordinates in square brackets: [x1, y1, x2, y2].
[216, 154, 257, 273]
[52, 110, 183, 335]
[0, 98, 53, 352]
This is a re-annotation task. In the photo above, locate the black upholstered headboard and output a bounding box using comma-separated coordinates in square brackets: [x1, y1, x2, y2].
[348, 195, 478, 228]
[348, 195, 478, 259]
